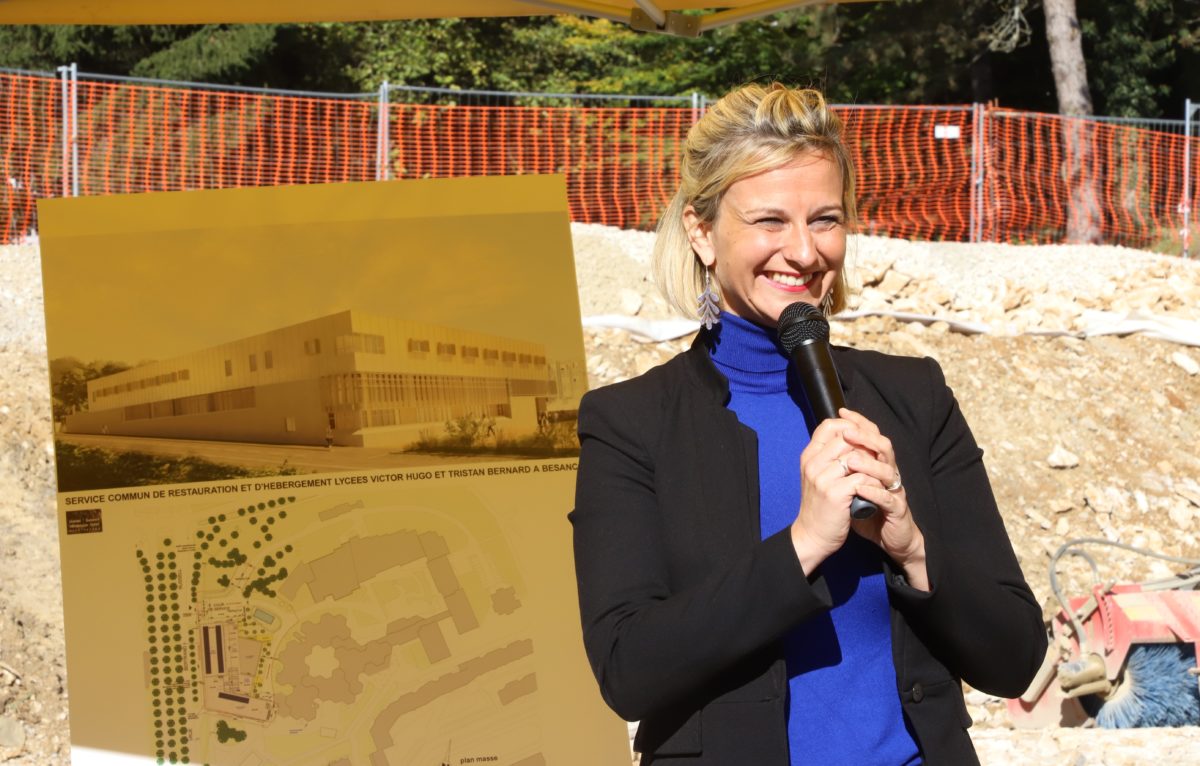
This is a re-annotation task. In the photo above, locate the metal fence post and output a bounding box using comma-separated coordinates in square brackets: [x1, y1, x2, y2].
[57, 64, 65, 197]
[970, 102, 989, 243]
[376, 80, 390, 181]
[1184, 98, 1198, 258]
[56, 62, 80, 197]
[57, 64, 69, 197]
[70, 62, 79, 197]
[969, 103, 979, 243]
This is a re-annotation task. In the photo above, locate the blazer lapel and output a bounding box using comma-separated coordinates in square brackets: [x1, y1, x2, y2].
[833, 346, 890, 427]
[686, 338, 763, 553]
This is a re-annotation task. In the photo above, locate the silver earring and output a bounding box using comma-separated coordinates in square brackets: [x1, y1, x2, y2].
[820, 291, 834, 317]
[698, 266, 720, 330]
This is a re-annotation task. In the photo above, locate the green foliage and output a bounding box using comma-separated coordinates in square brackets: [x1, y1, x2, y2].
[0, 25, 187, 73]
[53, 441, 298, 492]
[52, 368, 89, 423]
[214, 720, 246, 744]
[818, 0, 1020, 105]
[2, 4, 1197, 117]
[130, 25, 280, 83]
[333, 14, 834, 101]
[208, 548, 248, 568]
[49, 357, 130, 423]
[1080, 0, 1179, 117]
[336, 18, 522, 92]
[500, 420, 579, 453]
[443, 412, 495, 448]
[0, 24, 358, 91]
[243, 567, 287, 599]
[407, 416, 578, 457]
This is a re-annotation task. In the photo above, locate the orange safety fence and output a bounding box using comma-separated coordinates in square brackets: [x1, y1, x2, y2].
[3, 71, 1198, 252]
[840, 105, 978, 242]
[984, 109, 1198, 250]
[70, 79, 378, 195]
[384, 103, 696, 229]
[2, 73, 61, 241]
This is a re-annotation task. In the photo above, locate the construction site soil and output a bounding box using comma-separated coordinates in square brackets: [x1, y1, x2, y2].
[2, 224, 1200, 764]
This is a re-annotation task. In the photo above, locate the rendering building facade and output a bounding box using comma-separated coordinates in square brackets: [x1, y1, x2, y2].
[65, 310, 583, 447]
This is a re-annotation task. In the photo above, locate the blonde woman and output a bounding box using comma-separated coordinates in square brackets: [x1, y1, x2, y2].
[570, 83, 1045, 765]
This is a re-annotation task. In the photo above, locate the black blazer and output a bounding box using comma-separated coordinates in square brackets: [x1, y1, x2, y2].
[570, 332, 1047, 765]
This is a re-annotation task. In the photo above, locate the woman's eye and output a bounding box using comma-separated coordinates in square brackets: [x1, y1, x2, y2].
[755, 217, 783, 226]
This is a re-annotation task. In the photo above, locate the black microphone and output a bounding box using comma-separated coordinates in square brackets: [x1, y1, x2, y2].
[777, 301, 878, 520]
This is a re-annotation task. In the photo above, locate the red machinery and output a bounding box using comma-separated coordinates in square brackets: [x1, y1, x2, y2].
[1008, 538, 1200, 729]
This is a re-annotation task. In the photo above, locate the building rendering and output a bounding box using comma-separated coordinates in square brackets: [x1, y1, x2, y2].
[65, 310, 584, 448]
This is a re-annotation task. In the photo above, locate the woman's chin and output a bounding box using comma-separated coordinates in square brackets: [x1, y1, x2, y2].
[765, 296, 821, 325]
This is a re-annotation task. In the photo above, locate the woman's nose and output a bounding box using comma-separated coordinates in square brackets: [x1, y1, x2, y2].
[783, 224, 816, 266]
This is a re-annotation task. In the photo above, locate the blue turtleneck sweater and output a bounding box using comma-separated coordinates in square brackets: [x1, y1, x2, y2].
[708, 311, 921, 766]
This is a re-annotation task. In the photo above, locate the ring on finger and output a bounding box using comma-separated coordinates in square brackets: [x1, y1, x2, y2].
[886, 470, 903, 492]
[836, 457, 850, 477]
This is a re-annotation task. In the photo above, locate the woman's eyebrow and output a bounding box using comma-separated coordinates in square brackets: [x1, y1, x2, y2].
[738, 205, 845, 217]
[811, 204, 846, 216]
[740, 207, 788, 218]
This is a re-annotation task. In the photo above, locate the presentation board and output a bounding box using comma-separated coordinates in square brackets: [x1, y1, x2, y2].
[39, 176, 627, 766]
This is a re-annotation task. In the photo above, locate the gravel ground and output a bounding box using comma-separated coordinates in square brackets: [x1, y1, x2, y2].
[3, 224, 1200, 764]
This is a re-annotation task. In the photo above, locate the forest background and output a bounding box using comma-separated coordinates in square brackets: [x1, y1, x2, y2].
[1, 0, 1198, 120]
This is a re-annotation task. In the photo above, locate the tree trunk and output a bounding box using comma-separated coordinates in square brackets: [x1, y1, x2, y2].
[1043, 0, 1102, 244]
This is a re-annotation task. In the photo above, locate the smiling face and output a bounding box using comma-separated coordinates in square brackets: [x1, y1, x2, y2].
[684, 153, 847, 329]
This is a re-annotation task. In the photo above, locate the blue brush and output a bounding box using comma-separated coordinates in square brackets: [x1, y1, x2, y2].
[1085, 644, 1200, 729]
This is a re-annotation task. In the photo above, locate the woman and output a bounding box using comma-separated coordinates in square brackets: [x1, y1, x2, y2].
[569, 83, 1046, 765]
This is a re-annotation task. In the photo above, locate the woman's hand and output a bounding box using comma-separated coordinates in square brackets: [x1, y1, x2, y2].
[838, 408, 929, 591]
[790, 408, 929, 591]
[790, 415, 874, 575]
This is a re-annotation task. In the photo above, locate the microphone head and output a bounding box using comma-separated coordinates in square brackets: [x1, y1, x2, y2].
[776, 301, 829, 353]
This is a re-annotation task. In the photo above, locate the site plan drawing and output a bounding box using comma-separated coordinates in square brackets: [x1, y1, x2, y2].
[41, 178, 628, 765]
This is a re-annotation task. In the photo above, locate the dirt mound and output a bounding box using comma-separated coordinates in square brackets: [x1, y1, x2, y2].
[0, 242, 66, 764]
[2, 226, 1200, 763]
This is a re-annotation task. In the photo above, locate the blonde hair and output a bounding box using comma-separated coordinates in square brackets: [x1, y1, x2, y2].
[652, 83, 856, 319]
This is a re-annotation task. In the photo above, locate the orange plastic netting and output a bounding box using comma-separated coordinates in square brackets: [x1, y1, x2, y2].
[3, 72, 1197, 251]
[984, 109, 1195, 249]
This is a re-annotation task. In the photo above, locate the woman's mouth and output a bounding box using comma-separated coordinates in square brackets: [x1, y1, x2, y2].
[766, 271, 819, 292]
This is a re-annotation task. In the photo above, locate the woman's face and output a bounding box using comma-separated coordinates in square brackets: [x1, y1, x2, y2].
[685, 153, 847, 329]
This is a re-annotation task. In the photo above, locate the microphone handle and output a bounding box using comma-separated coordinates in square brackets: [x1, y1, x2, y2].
[791, 340, 878, 520]
[791, 340, 846, 421]
[849, 496, 878, 521]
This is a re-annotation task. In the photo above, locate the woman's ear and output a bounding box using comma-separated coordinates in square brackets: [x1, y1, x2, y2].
[682, 205, 716, 267]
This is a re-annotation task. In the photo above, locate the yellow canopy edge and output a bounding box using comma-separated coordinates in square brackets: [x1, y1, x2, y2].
[0, 0, 874, 33]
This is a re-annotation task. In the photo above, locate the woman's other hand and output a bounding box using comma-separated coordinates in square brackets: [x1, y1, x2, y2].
[838, 407, 930, 591]
[790, 415, 870, 575]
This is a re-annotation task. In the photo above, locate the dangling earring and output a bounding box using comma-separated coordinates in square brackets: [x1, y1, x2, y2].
[697, 266, 720, 330]
[820, 290, 834, 318]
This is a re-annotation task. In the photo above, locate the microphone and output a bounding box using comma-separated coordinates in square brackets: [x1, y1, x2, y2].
[777, 301, 878, 520]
